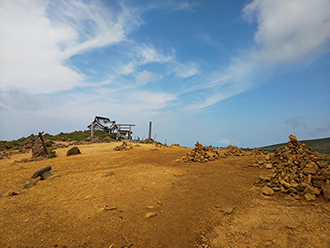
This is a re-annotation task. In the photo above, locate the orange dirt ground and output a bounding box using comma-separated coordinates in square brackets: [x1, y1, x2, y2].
[1, 142, 330, 248]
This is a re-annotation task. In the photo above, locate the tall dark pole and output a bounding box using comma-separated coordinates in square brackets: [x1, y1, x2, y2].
[149, 121, 152, 139]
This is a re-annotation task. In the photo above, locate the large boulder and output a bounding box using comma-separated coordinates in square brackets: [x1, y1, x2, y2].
[66, 146, 81, 156]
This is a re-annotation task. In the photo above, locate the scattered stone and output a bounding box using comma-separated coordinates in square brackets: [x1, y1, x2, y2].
[104, 205, 117, 211]
[304, 193, 316, 201]
[106, 171, 114, 176]
[66, 146, 81, 156]
[262, 186, 274, 196]
[114, 141, 133, 151]
[145, 212, 157, 218]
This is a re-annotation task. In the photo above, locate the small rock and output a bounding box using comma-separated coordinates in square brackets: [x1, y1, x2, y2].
[321, 185, 330, 201]
[304, 186, 321, 196]
[265, 163, 272, 169]
[272, 187, 281, 191]
[280, 180, 291, 189]
[106, 171, 114, 176]
[223, 206, 235, 214]
[287, 187, 298, 194]
[304, 193, 316, 201]
[303, 167, 317, 175]
[9, 190, 20, 196]
[66, 146, 81, 156]
[49, 174, 59, 180]
[147, 206, 154, 209]
[145, 212, 157, 218]
[104, 205, 117, 211]
[262, 186, 274, 196]
[0, 190, 8, 197]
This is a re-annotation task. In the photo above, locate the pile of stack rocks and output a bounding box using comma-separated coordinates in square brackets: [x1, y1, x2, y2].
[114, 141, 133, 151]
[256, 135, 330, 201]
[175, 141, 219, 163]
[250, 148, 268, 156]
[219, 145, 246, 158]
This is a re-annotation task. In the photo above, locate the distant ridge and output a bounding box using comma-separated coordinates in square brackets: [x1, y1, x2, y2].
[260, 137, 330, 155]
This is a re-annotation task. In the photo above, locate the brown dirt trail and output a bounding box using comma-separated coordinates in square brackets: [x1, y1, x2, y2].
[1, 142, 330, 247]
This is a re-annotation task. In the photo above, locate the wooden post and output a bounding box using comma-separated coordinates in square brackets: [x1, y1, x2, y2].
[129, 126, 132, 140]
[38, 132, 48, 155]
[91, 122, 94, 136]
[149, 121, 152, 139]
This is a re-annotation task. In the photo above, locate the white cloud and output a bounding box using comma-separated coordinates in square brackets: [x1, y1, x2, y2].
[242, 0, 330, 65]
[135, 70, 155, 86]
[0, 0, 136, 94]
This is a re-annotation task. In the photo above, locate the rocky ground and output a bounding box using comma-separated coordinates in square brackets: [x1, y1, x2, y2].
[0, 139, 330, 248]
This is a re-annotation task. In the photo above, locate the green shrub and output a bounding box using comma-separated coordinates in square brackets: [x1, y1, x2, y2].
[48, 152, 56, 158]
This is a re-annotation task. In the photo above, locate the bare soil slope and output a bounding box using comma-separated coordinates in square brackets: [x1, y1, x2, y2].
[1, 142, 330, 248]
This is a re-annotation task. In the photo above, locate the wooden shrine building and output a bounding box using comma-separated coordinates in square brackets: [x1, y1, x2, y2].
[88, 116, 135, 140]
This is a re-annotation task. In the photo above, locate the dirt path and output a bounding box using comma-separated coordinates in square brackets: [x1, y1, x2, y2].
[1, 142, 329, 247]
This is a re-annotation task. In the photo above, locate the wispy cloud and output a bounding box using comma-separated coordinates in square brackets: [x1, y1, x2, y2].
[217, 138, 232, 145]
[171, 61, 200, 78]
[178, 57, 260, 111]
[135, 70, 156, 86]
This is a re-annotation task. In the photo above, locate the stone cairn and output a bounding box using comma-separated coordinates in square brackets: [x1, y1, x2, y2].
[255, 135, 330, 201]
[219, 145, 246, 158]
[175, 141, 219, 163]
[250, 148, 268, 156]
[114, 141, 133, 151]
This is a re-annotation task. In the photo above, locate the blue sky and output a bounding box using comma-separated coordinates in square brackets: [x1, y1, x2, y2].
[0, 0, 329, 147]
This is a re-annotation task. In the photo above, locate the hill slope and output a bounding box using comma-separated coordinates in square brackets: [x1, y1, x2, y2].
[261, 137, 330, 154]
